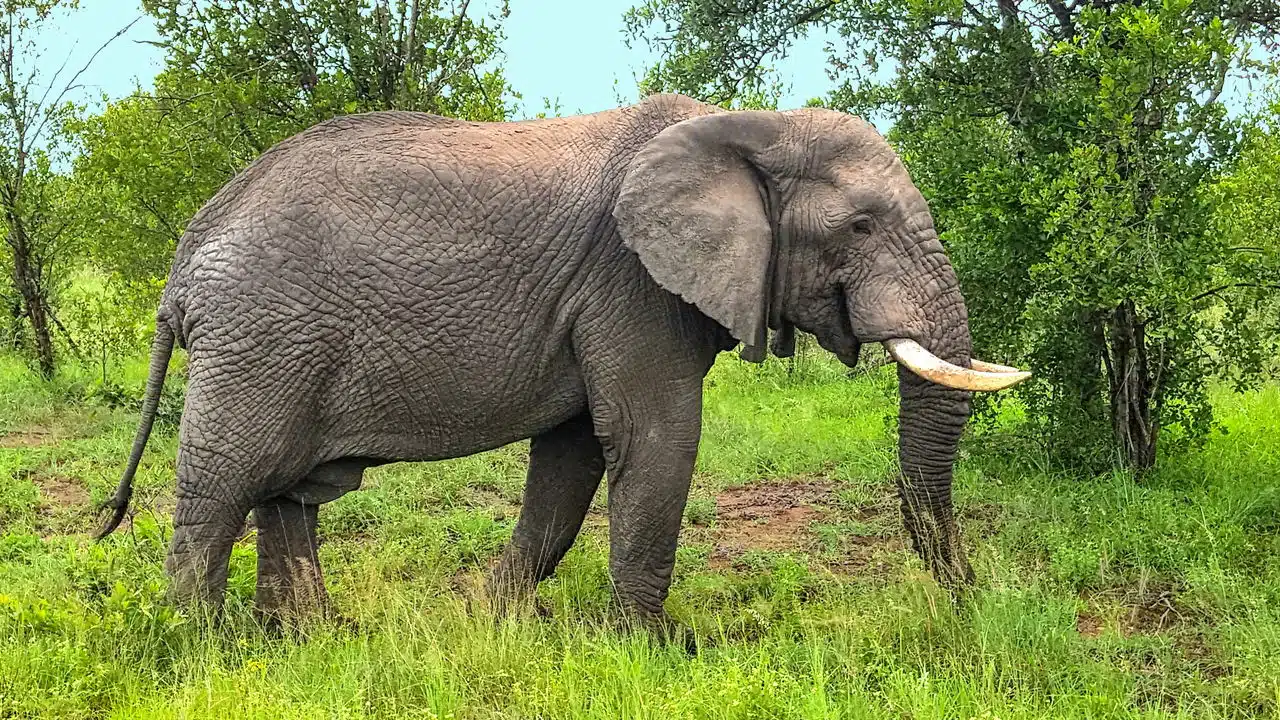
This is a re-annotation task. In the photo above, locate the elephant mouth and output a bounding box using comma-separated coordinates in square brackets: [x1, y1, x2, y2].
[835, 285, 1031, 393]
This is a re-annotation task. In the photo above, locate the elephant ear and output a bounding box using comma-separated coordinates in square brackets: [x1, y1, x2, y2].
[612, 111, 784, 361]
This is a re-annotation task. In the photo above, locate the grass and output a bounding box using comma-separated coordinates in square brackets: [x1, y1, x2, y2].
[1, 348, 1279, 718]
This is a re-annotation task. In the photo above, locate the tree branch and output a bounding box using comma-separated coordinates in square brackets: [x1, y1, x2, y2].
[423, 0, 472, 103]
[1045, 0, 1076, 39]
[47, 306, 83, 360]
[1187, 282, 1280, 305]
[710, 0, 845, 104]
[28, 16, 141, 152]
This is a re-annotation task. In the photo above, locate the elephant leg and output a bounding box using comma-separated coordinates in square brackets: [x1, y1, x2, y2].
[488, 412, 605, 611]
[592, 382, 703, 649]
[253, 497, 328, 621]
[165, 385, 310, 616]
[165, 488, 251, 614]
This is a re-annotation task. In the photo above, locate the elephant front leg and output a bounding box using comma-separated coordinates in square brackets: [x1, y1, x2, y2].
[253, 498, 330, 623]
[594, 393, 703, 651]
[488, 413, 605, 615]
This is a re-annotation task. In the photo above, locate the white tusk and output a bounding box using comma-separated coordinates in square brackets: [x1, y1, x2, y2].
[882, 338, 1032, 392]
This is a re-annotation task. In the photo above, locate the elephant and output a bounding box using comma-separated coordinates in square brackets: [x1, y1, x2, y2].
[94, 93, 1029, 639]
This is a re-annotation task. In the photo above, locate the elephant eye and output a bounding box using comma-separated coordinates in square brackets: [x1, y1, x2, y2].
[849, 214, 874, 236]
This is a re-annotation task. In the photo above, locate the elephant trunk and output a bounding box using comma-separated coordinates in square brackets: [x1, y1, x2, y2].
[896, 355, 975, 589]
[857, 223, 987, 589]
[838, 205, 1030, 589]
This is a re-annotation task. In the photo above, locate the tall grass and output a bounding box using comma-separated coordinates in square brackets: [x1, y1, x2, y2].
[1, 349, 1277, 718]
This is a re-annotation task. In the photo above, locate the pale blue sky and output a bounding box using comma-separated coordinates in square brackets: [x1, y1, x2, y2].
[31, 0, 837, 119]
[28, 0, 1266, 134]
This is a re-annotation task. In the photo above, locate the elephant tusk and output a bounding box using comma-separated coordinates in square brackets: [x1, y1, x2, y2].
[882, 339, 1031, 392]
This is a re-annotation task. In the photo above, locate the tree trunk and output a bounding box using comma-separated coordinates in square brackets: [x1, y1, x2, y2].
[3, 205, 55, 378]
[11, 243, 54, 379]
[1077, 309, 1108, 419]
[1103, 299, 1157, 472]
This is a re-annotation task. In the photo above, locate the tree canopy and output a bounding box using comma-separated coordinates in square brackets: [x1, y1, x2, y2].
[71, 0, 513, 307]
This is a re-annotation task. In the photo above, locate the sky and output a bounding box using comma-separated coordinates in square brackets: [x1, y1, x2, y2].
[27, 0, 1268, 134]
[31, 0, 837, 120]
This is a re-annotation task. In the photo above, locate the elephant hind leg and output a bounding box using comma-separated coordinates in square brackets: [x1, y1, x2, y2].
[254, 458, 371, 623]
[253, 498, 327, 623]
[166, 397, 314, 616]
[165, 492, 252, 614]
[487, 412, 605, 612]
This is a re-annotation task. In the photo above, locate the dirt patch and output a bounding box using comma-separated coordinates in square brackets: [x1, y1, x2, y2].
[817, 529, 908, 576]
[1076, 612, 1104, 638]
[0, 427, 57, 448]
[707, 481, 833, 569]
[1123, 586, 1184, 635]
[691, 480, 914, 575]
[36, 475, 90, 509]
[1077, 582, 1188, 638]
[32, 475, 94, 537]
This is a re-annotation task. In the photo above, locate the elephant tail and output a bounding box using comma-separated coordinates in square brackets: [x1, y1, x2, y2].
[94, 320, 176, 540]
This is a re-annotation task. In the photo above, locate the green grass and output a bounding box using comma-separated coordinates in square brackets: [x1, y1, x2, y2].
[1, 349, 1279, 718]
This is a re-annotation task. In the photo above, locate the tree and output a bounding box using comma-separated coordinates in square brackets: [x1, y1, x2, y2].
[1207, 97, 1280, 378]
[1, 0, 133, 377]
[141, 0, 512, 160]
[68, 89, 245, 309]
[72, 0, 514, 302]
[626, 0, 1280, 471]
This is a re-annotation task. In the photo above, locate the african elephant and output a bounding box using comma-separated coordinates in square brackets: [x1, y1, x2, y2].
[95, 93, 1029, 637]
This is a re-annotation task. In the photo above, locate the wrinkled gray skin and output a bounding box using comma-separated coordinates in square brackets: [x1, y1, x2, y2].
[98, 94, 976, 636]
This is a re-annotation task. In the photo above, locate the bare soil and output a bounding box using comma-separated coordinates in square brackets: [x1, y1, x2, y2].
[36, 474, 90, 509]
[0, 427, 56, 448]
[698, 479, 909, 574]
[1123, 584, 1186, 635]
[33, 474, 94, 537]
[708, 480, 833, 567]
[1076, 581, 1188, 639]
[1076, 613, 1104, 638]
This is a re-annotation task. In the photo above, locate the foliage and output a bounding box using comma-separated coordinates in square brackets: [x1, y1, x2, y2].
[70, 0, 515, 306]
[0, 150, 83, 363]
[145, 0, 513, 123]
[1205, 97, 1280, 379]
[0, 0, 100, 377]
[66, 93, 229, 306]
[625, 0, 1280, 470]
[57, 273, 156, 382]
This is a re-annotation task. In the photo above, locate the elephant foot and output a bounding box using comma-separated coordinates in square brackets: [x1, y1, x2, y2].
[610, 604, 703, 656]
[254, 563, 341, 636]
[163, 533, 238, 624]
[482, 549, 558, 621]
[255, 597, 358, 640]
[484, 579, 536, 619]
[927, 552, 975, 594]
[255, 574, 332, 619]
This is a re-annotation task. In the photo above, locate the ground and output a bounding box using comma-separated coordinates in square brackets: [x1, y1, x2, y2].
[1, 351, 1278, 719]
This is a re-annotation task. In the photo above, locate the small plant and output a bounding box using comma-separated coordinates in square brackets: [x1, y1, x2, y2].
[684, 496, 717, 527]
[82, 377, 134, 411]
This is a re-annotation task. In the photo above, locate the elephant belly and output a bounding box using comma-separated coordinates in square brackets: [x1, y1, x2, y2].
[320, 338, 589, 464]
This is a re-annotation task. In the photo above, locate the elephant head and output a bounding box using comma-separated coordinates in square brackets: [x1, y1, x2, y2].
[612, 105, 1029, 589]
